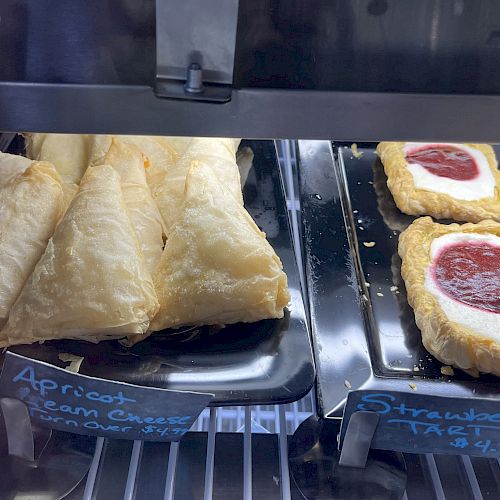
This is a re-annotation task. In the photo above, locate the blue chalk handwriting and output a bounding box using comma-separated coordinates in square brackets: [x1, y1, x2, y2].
[141, 425, 189, 437]
[354, 392, 500, 456]
[13, 366, 136, 404]
[356, 393, 500, 423]
[107, 410, 190, 425]
[450, 437, 469, 449]
[6, 361, 201, 440]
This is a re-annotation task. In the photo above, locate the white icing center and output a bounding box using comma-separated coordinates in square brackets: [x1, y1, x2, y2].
[404, 143, 496, 201]
[425, 232, 500, 342]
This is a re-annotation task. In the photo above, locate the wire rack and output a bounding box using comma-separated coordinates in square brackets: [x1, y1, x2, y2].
[77, 402, 315, 500]
[73, 437, 500, 500]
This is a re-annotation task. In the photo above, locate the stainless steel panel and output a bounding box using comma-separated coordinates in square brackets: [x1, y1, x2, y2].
[156, 0, 238, 84]
[3, 1, 500, 138]
[4, 83, 500, 141]
[4, 0, 500, 95]
[235, 0, 500, 94]
[0, 0, 155, 84]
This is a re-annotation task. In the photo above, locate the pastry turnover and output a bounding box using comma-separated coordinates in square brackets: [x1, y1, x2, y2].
[377, 142, 500, 223]
[92, 139, 165, 273]
[0, 165, 159, 346]
[90, 135, 177, 191]
[89, 135, 225, 188]
[154, 137, 239, 159]
[61, 183, 80, 214]
[152, 138, 243, 233]
[236, 146, 255, 188]
[154, 136, 193, 160]
[399, 216, 500, 376]
[149, 162, 290, 332]
[0, 162, 65, 328]
[25, 133, 93, 184]
[0, 152, 32, 187]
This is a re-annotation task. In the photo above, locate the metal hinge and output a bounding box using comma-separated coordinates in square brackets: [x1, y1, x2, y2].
[154, 0, 239, 102]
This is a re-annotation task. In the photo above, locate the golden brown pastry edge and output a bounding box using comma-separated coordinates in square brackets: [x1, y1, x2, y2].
[398, 216, 500, 376]
[377, 142, 500, 223]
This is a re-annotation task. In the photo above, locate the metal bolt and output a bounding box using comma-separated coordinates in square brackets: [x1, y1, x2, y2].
[184, 63, 204, 94]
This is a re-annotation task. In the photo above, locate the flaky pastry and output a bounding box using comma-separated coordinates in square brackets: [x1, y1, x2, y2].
[25, 133, 93, 184]
[0, 152, 32, 187]
[90, 135, 177, 192]
[0, 162, 65, 328]
[399, 216, 500, 376]
[149, 162, 290, 332]
[0, 165, 159, 346]
[92, 139, 165, 273]
[236, 146, 255, 188]
[377, 142, 500, 223]
[151, 138, 243, 233]
[372, 159, 414, 233]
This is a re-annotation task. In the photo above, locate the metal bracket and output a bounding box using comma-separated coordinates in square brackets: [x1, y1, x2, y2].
[0, 397, 95, 499]
[0, 397, 52, 462]
[339, 411, 380, 468]
[154, 0, 239, 102]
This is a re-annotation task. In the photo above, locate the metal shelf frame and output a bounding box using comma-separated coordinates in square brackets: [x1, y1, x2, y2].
[3, 83, 500, 142]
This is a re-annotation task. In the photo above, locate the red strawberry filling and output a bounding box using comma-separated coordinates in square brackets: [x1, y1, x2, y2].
[433, 242, 500, 313]
[406, 145, 479, 181]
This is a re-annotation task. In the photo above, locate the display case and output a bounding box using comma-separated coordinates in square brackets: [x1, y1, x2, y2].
[0, 1, 499, 499]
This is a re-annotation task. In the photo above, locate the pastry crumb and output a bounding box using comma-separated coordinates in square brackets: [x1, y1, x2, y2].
[351, 143, 364, 159]
[376, 292, 384, 297]
[440, 365, 455, 376]
[409, 382, 417, 391]
[58, 353, 84, 373]
[353, 210, 359, 214]
[363, 241, 376, 248]
[344, 379, 352, 389]
[365, 282, 370, 288]
[390, 286, 399, 293]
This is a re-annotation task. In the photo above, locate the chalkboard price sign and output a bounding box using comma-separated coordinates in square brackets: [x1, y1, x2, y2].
[0, 352, 214, 441]
[341, 390, 500, 458]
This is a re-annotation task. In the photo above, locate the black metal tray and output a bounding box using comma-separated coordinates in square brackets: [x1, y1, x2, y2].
[1, 138, 314, 406]
[299, 140, 498, 418]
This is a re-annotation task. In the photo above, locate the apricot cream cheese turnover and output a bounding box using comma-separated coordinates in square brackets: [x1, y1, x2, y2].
[0, 135, 290, 347]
